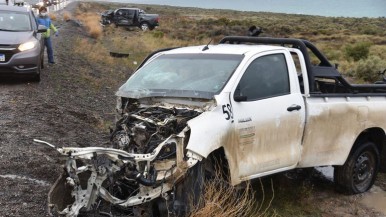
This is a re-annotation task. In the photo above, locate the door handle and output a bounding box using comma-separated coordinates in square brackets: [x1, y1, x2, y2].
[287, 104, 302, 112]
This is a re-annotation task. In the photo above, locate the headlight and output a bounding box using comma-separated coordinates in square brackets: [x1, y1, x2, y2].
[18, 41, 37, 52]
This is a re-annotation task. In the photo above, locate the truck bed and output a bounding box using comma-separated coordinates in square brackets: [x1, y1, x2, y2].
[311, 65, 386, 96]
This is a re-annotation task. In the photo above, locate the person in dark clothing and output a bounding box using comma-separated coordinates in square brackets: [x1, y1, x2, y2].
[248, 25, 263, 37]
[37, 6, 58, 64]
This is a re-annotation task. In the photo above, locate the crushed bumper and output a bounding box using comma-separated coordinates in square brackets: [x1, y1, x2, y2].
[35, 138, 201, 216]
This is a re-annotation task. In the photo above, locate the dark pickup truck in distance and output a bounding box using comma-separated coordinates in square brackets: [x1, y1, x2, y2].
[101, 8, 159, 31]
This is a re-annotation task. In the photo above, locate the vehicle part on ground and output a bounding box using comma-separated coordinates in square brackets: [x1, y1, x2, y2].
[334, 141, 380, 194]
[109, 51, 129, 58]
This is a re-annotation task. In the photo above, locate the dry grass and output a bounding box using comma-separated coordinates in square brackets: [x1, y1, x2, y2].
[187, 159, 277, 217]
[73, 38, 107, 62]
[76, 12, 103, 39]
[71, 37, 130, 90]
[49, 13, 57, 21]
[189, 178, 277, 217]
[72, 2, 386, 81]
[189, 180, 255, 217]
[63, 11, 71, 22]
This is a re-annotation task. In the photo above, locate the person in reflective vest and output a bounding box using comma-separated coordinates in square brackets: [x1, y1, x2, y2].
[37, 6, 58, 64]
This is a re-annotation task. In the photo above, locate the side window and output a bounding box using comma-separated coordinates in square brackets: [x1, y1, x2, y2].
[117, 9, 124, 16]
[30, 12, 37, 30]
[127, 10, 135, 19]
[291, 51, 304, 94]
[236, 53, 290, 101]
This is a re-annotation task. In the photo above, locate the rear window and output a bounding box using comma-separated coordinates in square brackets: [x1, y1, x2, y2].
[0, 11, 31, 31]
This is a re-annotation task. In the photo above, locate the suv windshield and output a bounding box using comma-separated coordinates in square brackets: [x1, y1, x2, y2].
[117, 53, 243, 99]
[0, 11, 31, 31]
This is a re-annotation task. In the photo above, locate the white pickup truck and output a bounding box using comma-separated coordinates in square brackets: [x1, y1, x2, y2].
[40, 36, 386, 216]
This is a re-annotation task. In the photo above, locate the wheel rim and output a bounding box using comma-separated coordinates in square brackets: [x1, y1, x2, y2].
[141, 23, 148, 31]
[353, 151, 375, 192]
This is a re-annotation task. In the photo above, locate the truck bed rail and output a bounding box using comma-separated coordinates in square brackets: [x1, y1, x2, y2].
[219, 36, 386, 96]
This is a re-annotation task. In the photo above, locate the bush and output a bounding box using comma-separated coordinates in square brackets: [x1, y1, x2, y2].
[152, 30, 164, 38]
[49, 13, 57, 21]
[189, 180, 258, 217]
[63, 11, 71, 21]
[344, 42, 372, 61]
[76, 13, 103, 39]
[216, 17, 231, 26]
[354, 55, 386, 82]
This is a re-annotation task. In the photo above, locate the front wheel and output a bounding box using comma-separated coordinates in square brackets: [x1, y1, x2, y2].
[173, 159, 206, 216]
[334, 141, 380, 194]
[31, 61, 41, 82]
[173, 155, 229, 216]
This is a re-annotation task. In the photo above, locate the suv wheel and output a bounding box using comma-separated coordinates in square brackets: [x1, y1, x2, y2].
[41, 54, 44, 69]
[32, 62, 41, 82]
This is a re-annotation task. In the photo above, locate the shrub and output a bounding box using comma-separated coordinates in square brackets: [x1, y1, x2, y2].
[49, 13, 57, 21]
[152, 30, 164, 38]
[354, 55, 386, 82]
[217, 17, 231, 26]
[344, 42, 372, 61]
[76, 13, 103, 39]
[63, 11, 71, 22]
[189, 179, 261, 217]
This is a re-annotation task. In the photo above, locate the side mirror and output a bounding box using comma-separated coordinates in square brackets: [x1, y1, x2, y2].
[37, 25, 47, 33]
[234, 85, 247, 102]
[234, 94, 247, 102]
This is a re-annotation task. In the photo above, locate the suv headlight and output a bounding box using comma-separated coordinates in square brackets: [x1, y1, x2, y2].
[18, 41, 37, 52]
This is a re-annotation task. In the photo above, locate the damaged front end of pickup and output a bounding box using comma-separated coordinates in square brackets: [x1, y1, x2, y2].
[38, 98, 208, 217]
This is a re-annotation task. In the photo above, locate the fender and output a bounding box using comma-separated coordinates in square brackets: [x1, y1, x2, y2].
[186, 92, 234, 158]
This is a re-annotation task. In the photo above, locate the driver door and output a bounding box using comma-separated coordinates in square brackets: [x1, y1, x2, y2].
[231, 51, 305, 181]
[115, 9, 129, 25]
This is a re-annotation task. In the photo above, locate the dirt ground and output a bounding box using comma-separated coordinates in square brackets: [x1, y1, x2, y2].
[0, 2, 385, 217]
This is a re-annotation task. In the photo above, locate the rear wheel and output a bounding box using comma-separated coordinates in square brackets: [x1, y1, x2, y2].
[140, 22, 150, 31]
[334, 141, 380, 194]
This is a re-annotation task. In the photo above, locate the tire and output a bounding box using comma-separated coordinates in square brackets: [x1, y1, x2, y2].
[334, 141, 380, 194]
[173, 155, 229, 216]
[140, 22, 149, 31]
[173, 159, 205, 216]
[32, 61, 41, 82]
[40, 53, 44, 69]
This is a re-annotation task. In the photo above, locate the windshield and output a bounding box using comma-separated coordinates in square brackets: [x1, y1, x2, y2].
[117, 53, 243, 99]
[0, 11, 31, 31]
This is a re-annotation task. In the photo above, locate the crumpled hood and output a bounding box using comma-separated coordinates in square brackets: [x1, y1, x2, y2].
[0, 31, 34, 45]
